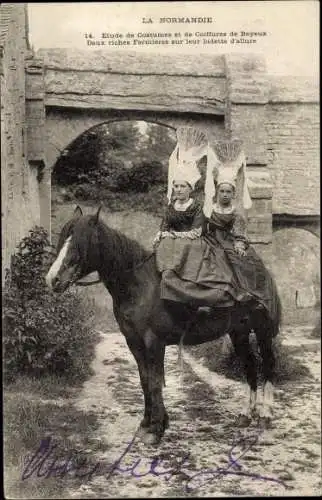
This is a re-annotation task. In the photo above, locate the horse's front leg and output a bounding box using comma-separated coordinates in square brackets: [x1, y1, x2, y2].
[142, 329, 169, 445]
[125, 337, 151, 431]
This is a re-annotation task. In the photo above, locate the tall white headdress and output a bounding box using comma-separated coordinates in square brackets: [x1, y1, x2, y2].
[167, 127, 208, 203]
[203, 138, 252, 217]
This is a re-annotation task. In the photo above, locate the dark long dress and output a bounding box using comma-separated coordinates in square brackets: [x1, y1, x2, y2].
[204, 209, 278, 319]
[156, 202, 277, 319]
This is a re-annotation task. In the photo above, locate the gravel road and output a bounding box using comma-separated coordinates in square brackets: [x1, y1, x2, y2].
[66, 327, 321, 498]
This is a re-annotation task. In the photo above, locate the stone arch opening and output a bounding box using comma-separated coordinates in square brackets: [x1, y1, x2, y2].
[272, 227, 320, 325]
[52, 118, 177, 184]
[50, 118, 182, 245]
[45, 107, 224, 171]
[43, 106, 225, 235]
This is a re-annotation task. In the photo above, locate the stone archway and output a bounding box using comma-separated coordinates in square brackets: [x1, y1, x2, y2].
[51, 117, 178, 197]
[36, 51, 275, 258]
[44, 107, 226, 235]
[45, 109, 225, 171]
[271, 228, 320, 325]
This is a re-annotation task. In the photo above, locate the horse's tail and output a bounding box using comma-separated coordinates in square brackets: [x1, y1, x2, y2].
[272, 277, 282, 338]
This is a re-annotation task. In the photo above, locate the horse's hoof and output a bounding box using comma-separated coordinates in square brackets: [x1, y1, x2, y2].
[141, 432, 162, 446]
[139, 416, 150, 429]
[251, 406, 260, 419]
[236, 414, 252, 427]
[258, 415, 272, 429]
[137, 425, 149, 438]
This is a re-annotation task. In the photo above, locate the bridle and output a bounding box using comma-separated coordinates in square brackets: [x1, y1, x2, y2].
[46, 244, 155, 288]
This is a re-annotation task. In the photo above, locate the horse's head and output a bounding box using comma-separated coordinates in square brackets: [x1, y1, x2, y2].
[46, 205, 102, 293]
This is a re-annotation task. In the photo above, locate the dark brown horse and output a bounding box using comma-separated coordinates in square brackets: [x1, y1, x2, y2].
[46, 206, 281, 445]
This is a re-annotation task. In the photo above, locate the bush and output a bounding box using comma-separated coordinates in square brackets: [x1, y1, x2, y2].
[72, 183, 102, 201]
[116, 160, 166, 192]
[3, 227, 97, 383]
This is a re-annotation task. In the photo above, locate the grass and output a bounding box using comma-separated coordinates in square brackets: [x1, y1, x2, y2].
[4, 371, 109, 499]
[3, 245, 104, 499]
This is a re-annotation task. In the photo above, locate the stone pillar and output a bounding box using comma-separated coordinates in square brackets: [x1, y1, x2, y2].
[224, 54, 272, 265]
[25, 56, 50, 236]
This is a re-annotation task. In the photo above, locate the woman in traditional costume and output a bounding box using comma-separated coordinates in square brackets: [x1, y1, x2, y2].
[155, 132, 279, 321]
[200, 139, 279, 320]
[154, 127, 210, 307]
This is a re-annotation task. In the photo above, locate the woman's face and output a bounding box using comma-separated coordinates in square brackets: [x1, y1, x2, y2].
[217, 183, 234, 206]
[173, 180, 192, 202]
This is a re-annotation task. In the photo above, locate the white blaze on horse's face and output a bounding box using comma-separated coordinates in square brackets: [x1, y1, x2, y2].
[46, 236, 72, 290]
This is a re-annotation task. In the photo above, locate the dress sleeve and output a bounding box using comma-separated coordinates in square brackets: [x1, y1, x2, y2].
[159, 207, 170, 231]
[231, 211, 249, 247]
[191, 203, 205, 230]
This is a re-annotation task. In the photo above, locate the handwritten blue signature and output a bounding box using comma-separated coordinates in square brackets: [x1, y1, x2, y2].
[21, 428, 288, 492]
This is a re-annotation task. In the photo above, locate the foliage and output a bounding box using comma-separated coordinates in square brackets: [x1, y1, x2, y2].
[53, 121, 142, 187]
[54, 183, 168, 216]
[53, 129, 103, 185]
[52, 121, 176, 192]
[3, 227, 97, 382]
[116, 160, 167, 192]
[143, 123, 176, 162]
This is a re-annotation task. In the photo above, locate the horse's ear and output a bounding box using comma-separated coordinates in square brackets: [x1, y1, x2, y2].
[73, 205, 83, 218]
[93, 205, 103, 225]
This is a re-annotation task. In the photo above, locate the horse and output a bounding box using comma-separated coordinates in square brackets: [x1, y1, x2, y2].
[46, 205, 282, 445]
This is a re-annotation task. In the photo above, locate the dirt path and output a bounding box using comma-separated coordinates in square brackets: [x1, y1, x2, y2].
[67, 329, 321, 498]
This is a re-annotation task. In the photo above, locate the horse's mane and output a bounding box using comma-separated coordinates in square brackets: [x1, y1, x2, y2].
[94, 216, 151, 270]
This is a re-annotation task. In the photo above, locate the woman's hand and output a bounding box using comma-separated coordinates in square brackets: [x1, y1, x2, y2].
[234, 241, 247, 256]
[152, 231, 162, 248]
[161, 231, 176, 239]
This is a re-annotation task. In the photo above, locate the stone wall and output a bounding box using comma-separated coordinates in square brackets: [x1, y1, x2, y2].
[1, 4, 42, 276]
[267, 76, 319, 216]
[39, 50, 319, 265]
[272, 227, 320, 325]
[40, 50, 277, 259]
[2, 30, 319, 313]
[224, 54, 272, 263]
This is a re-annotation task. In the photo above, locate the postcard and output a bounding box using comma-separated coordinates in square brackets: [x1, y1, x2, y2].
[2, 1, 320, 498]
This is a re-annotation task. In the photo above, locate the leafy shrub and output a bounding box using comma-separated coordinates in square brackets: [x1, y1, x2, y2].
[116, 160, 166, 192]
[3, 227, 97, 383]
[72, 183, 102, 201]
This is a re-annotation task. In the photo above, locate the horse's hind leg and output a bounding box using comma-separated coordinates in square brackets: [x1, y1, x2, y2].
[256, 324, 276, 428]
[230, 328, 258, 426]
